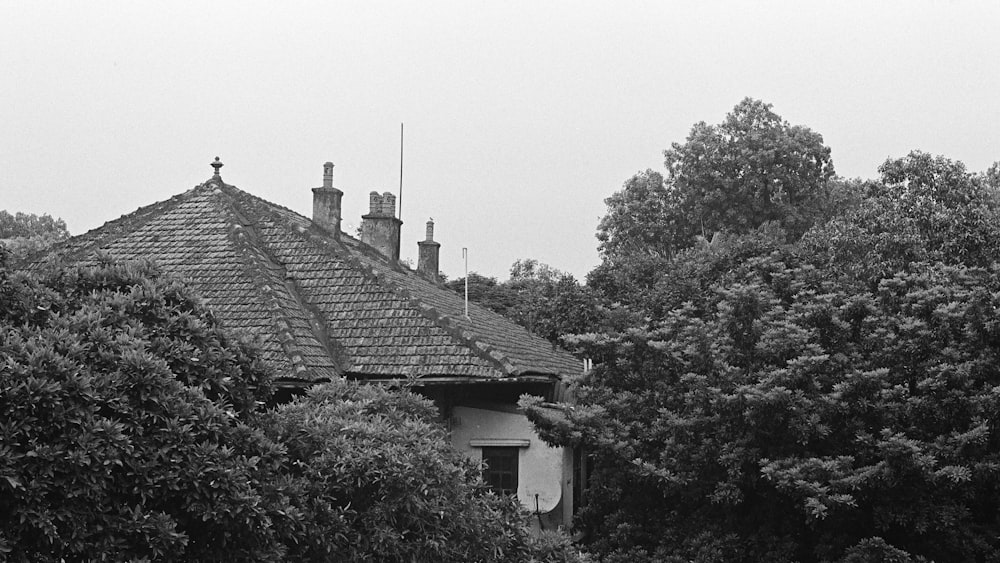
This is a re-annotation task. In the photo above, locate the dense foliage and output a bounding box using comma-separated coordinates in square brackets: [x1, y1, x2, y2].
[265, 380, 590, 563]
[802, 151, 1000, 284]
[595, 170, 675, 259]
[597, 98, 837, 262]
[447, 259, 603, 343]
[525, 100, 1000, 562]
[0, 211, 70, 262]
[529, 251, 1000, 561]
[0, 253, 588, 562]
[0, 253, 281, 561]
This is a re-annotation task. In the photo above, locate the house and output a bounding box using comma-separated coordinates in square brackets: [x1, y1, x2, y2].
[32, 158, 583, 529]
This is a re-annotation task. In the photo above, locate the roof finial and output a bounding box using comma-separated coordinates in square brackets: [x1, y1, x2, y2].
[210, 156, 224, 178]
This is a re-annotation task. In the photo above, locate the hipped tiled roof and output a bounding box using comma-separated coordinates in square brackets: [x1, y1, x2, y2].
[30, 174, 582, 384]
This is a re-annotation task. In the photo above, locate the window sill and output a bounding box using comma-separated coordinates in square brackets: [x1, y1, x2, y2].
[470, 438, 530, 448]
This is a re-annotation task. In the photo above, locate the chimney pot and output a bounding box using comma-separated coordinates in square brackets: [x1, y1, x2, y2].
[312, 161, 343, 238]
[382, 192, 396, 217]
[361, 190, 402, 261]
[417, 218, 441, 280]
[323, 162, 334, 188]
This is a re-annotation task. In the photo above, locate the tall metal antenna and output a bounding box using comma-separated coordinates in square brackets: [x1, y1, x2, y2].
[463, 247, 469, 319]
[398, 122, 404, 219]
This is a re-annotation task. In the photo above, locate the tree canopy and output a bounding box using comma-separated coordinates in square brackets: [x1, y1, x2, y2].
[529, 249, 1000, 561]
[802, 151, 1000, 284]
[663, 97, 836, 240]
[596, 98, 836, 263]
[527, 99, 1000, 562]
[0, 211, 70, 262]
[596, 170, 676, 259]
[447, 259, 603, 343]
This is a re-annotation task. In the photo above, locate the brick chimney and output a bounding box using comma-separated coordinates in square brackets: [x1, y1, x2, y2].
[312, 162, 343, 238]
[417, 218, 440, 279]
[360, 191, 402, 261]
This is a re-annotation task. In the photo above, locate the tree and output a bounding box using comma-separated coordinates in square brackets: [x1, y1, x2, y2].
[802, 151, 1000, 285]
[590, 225, 788, 321]
[663, 98, 836, 242]
[526, 254, 1000, 562]
[0, 252, 285, 562]
[528, 152, 1000, 562]
[596, 170, 681, 259]
[502, 259, 604, 342]
[984, 160, 1000, 191]
[448, 260, 604, 343]
[0, 211, 70, 262]
[591, 99, 846, 317]
[595, 99, 835, 266]
[445, 272, 518, 316]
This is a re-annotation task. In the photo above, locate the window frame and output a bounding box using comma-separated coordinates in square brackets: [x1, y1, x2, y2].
[481, 446, 519, 496]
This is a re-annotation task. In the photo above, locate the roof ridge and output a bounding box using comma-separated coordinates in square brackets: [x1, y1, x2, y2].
[214, 196, 513, 378]
[219, 189, 344, 380]
[23, 185, 204, 268]
[219, 183, 310, 228]
[226, 216, 309, 378]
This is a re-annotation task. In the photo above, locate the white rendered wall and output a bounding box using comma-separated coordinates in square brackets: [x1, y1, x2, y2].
[450, 405, 564, 514]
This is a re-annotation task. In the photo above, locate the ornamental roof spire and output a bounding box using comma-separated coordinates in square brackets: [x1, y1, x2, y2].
[210, 156, 223, 179]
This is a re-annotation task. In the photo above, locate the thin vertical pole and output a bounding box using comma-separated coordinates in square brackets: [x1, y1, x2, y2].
[398, 123, 404, 218]
[463, 247, 469, 319]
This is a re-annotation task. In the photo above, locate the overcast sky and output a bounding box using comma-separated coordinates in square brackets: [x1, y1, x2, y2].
[2, 2, 998, 280]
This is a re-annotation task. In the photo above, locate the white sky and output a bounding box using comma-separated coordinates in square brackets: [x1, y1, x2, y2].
[2, 1, 998, 280]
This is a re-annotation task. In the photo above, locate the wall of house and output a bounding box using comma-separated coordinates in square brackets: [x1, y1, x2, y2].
[450, 404, 570, 527]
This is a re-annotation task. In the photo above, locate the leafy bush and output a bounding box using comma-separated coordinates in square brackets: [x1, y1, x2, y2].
[264, 379, 589, 563]
[0, 250, 589, 562]
[0, 252, 283, 561]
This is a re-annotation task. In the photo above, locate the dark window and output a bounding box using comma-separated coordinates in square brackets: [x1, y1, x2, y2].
[482, 447, 518, 495]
